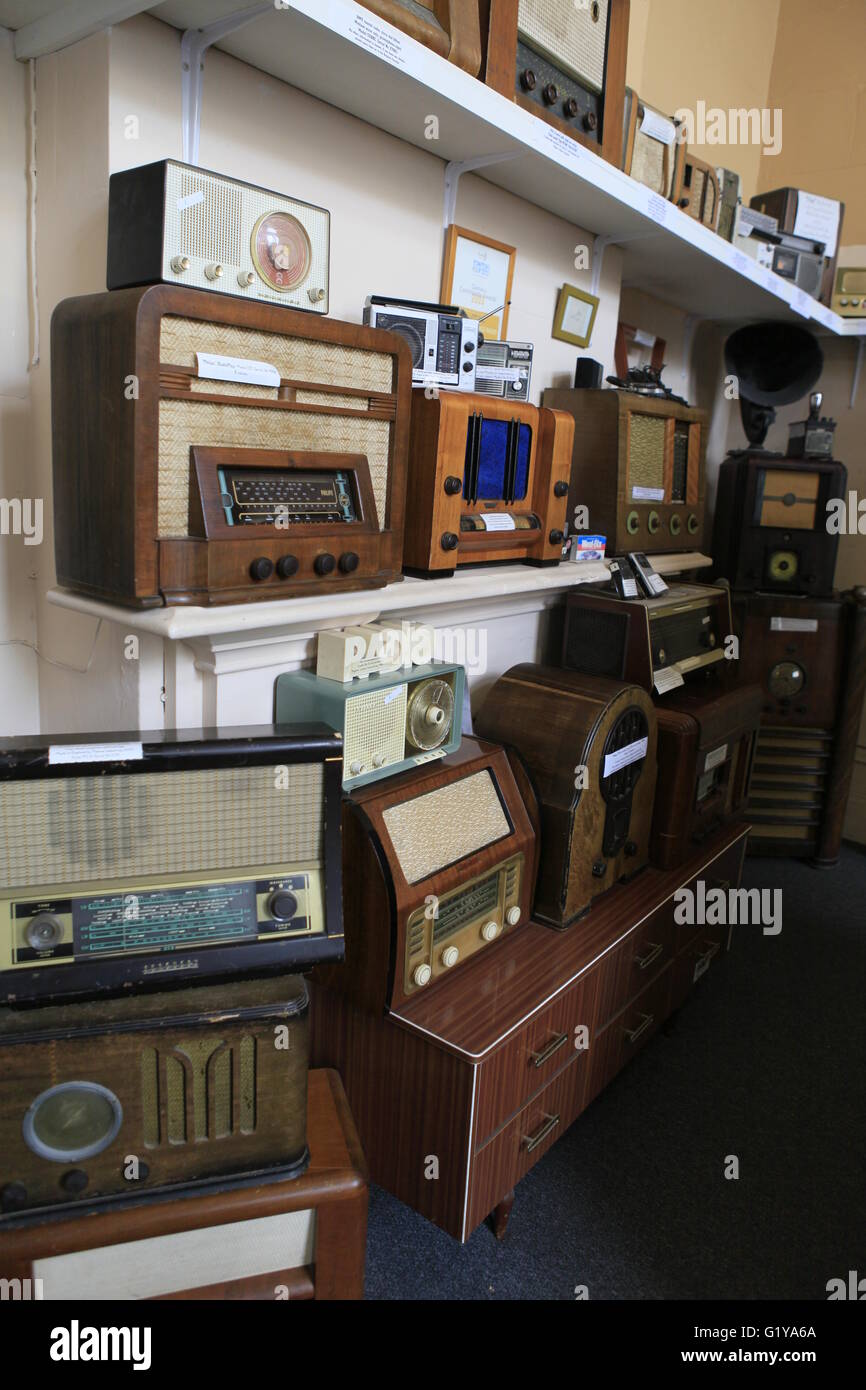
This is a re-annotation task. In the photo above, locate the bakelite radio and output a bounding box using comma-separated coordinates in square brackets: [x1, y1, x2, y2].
[474, 665, 657, 928]
[358, 1, 483, 73]
[832, 266, 866, 317]
[51, 286, 411, 607]
[543, 387, 707, 554]
[403, 390, 573, 575]
[481, 0, 630, 166]
[317, 738, 538, 1012]
[0, 977, 309, 1221]
[621, 88, 684, 199]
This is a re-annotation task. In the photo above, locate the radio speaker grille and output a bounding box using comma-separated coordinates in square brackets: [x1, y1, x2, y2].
[383, 769, 510, 884]
[633, 132, 666, 195]
[629, 414, 666, 493]
[160, 318, 393, 392]
[518, 0, 608, 92]
[563, 607, 627, 678]
[345, 684, 408, 770]
[141, 1034, 257, 1148]
[170, 167, 244, 266]
[0, 764, 323, 889]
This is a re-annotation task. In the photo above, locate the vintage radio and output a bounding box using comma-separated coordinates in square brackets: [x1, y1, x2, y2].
[732, 590, 866, 864]
[750, 188, 843, 307]
[620, 88, 683, 199]
[276, 661, 464, 789]
[712, 452, 846, 595]
[475, 339, 534, 400]
[673, 152, 720, 231]
[475, 665, 656, 927]
[51, 286, 411, 607]
[0, 976, 309, 1221]
[562, 582, 732, 695]
[481, 0, 630, 166]
[358, 1, 483, 73]
[403, 389, 572, 575]
[832, 266, 866, 317]
[0, 726, 343, 1007]
[107, 161, 330, 312]
[542, 387, 707, 554]
[787, 393, 837, 460]
[317, 738, 537, 1011]
[737, 226, 826, 298]
[715, 167, 741, 242]
[652, 677, 762, 869]
[363, 297, 478, 391]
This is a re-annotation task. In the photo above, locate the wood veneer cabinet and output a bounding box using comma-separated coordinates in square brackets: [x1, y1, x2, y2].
[311, 822, 748, 1241]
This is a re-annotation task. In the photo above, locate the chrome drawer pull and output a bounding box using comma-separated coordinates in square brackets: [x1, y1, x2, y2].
[634, 940, 663, 971]
[696, 940, 722, 969]
[624, 1012, 654, 1044]
[530, 1032, 568, 1068]
[522, 1113, 560, 1153]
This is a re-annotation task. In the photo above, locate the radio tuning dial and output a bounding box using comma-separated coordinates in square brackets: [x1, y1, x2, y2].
[506, 906, 521, 927]
[441, 946, 459, 969]
[481, 921, 499, 942]
[25, 915, 64, 950]
[413, 964, 432, 987]
[204, 263, 224, 281]
[267, 891, 298, 923]
[237, 270, 255, 287]
[170, 255, 190, 274]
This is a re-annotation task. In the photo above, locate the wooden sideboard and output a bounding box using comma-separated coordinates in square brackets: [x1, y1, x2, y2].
[311, 822, 748, 1242]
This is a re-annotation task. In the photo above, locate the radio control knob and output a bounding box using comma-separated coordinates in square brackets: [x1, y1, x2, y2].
[0, 1183, 28, 1213]
[60, 1169, 89, 1195]
[702, 632, 717, 649]
[506, 906, 521, 927]
[237, 270, 255, 287]
[441, 532, 459, 551]
[250, 557, 274, 582]
[314, 553, 336, 576]
[520, 68, 537, 92]
[267, 891, 298, 922]
[349, 760, 364, 776]
[204, 262, 224, 280]
[276, 554, 299, 579]
[481, 921, 499, 942]
[372, 753, 386, 768]
[339, 552, 360, 574]
[441, 946, 459, 968]
[170, 255, 190, 274]
[26, 914, 63, 950]
[583, 112, 598, 132]
[553, 481, 569, 497]
[308, 287, 326, 303]
[444, 476, 462, 495]
[687, 513, 699, 534]
[549, 529, 564, 545]
[563, 97, 579, 119]
[656, 647, 667, 664]
[591, 860, 607, 878]
[413, 964, 432, 987]
[542, 83, 558, 106]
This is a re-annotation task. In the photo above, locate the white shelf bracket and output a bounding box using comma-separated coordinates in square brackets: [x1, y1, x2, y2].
[850, 337, 865, 410]
[442, 154, 520, 228]
[592, 230, 664, 297]
[181, 3, 272, 165]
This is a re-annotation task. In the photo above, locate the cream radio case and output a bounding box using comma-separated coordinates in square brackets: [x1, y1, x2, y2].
[276, 662, 465, 789]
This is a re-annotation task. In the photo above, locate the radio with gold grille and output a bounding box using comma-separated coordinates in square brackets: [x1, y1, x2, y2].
[621, 88, 684, 200]
[542, 386, 707, 554]
[357, 2, 483, 73]
[0, 976, 309, 1221]
[317, 737, 537, 1012]
[51, 286, 411, 606]
[474, 665, 657, 928]
[673, 152, 720, 231]
[0, 726, 343, 1006]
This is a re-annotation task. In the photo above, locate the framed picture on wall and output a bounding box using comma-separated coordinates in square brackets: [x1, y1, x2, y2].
[552, 283, 600, 348]
[441, 225, 516, 340]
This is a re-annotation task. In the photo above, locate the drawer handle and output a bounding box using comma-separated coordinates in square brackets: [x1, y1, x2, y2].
[695, 940, 722, 970]
[530, 1032, 568, 1068]
[623, 1012, 654, 1044]
[634, 940, 663, 971]
[522, 1113, 560, 1153]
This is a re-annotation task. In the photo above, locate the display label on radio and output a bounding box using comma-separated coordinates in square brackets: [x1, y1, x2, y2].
[603, 737, 648, 779]
[73, 883, 257, 956]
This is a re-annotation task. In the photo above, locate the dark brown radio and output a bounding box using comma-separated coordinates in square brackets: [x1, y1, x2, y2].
[543, 387, 707, 554]
[51, 286, 411, 607]
[480, 0, 630, 166]
[359, 2, 483, 73]
[0, 976, 309, 1223]
[474, 664, 657, 928]
[712, 452, 846, 596]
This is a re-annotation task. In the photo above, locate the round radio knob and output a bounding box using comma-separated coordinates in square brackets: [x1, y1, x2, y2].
[481, 921, 499, 942]
[542, 83, 558, 106]
[237, 270, 255, 288]
[669, 514, 682, 535]
[413, 964, 432, 988]
[60, 1169, 89, 1195]
[656, 647, 667, 664]
[626, 510, 640, 535]
[339, 552, 360, 574]
[702, 632, 717, 649]
[441, 532, 459, 552]
[647, 510, 661, 534]
[308, 287, 326, 303]
[314, 553, 336, 576]
[249, 557, 274, 582]
[26, 914, 63, 950]
[349, 760, 364, 777]
[506, 906, 521, 927]
[441, 946, 459, 969]
[687, 513, 699, 534]
[267, 891, 298, 923]
[372, 752, 386, 768]
[591, 860, 607, 878]
[170, 255, 190, 274]
[549, 529, 564, 545]
[424, 705, 446, 729]
[204, 262, 224, 281]
[553, 481, 569, 497]
[276, 554, 299, 579]
[0, 1183, 28, 1213]
[563, 97, 579, 119]
[583, 112, 598, 132]
[520, 68, 537, 92]
[444, 476, 462, 495]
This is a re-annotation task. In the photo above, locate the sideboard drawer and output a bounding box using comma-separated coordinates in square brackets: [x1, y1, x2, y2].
[670, 925, 729, 1011]
[672, 834, 747, 952]
[586, 966, 674, 1105]
[595, 901, 677, 1032]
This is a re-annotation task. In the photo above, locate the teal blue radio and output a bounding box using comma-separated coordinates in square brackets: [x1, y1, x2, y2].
[276, 661, 465, 789]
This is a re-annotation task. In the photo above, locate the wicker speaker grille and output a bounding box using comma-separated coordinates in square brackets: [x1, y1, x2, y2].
[160, 317, 392, 392]
[633, 132, 666, 195]
[345, 685, 408, 771]
[383, 769, 510, 884]
[0, 764, 324, 889]
[518, 0, 608, 92]
[629, 414, 666, 493]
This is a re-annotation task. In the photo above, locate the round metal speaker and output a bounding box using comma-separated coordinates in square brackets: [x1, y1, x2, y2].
[768, 661, 805, 697]
[22, 1082, 123, 1163]
[406, 678, 454, 752]
[768, 549, 798, 582]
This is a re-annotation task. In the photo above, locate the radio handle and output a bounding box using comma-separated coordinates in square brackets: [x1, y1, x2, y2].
[522, 1113, 561, 1153]
[530, 1032, 568, 1069]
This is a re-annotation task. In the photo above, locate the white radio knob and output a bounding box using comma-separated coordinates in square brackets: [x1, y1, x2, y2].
[308, 287, 326, 303]
[413, 963, 432, 987]
[349, 760, 364, 776]
[170, 255, 190, 274]
[441, 945, 459, 968]
[237, 270, 255, 287]
[204, 262, 224, 281]
[481, 920, 500, 942]
[506, 906, 521, 926]
[372, 753, 386, 768]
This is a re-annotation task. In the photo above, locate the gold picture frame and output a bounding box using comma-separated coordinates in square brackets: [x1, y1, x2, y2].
[441, 224, 516, 340]
[552, 283, 599, 348]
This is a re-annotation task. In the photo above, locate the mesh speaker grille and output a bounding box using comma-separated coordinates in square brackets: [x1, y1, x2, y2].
[169, 167, 244, 265]
[0, 764, 323, 889]
[158, 399, 390, 536]
[564, 606, 628, 678]
[345, 685, 408, 769]
[518, 0, 608, 93]
[629, 415, 666, 492]
[382, 769, 510, 884]
[160, 318, 392, 392]
[633, 131, 666, 195]
[141, 1036, 256, 1148]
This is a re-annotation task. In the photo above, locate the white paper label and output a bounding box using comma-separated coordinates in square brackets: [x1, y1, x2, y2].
[632, 329, 656, 348]
[49, 742, 144, 765]
[177, 190, 205, 211]
[475, 366, 524, 384]
[770, 617, 819, 633]
[704, 743, 729, 772]
[646, 193, 668, 225]
[732, 250, 750, 275]
[791, 288, 812, 318]
[481, 513, 517, 532]
[632, 486, 665, 502]
[792, 191, 840, 259]
[346, 11, 408, 68]
[646, 572, 667, 595]
[196, 352, 280, 388]
[639, 108, 676, 146]
[603, 737, 648, 779]
[653, 666, 686, 694]
[382, 685, 404, 705]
